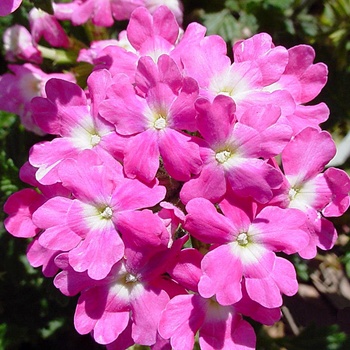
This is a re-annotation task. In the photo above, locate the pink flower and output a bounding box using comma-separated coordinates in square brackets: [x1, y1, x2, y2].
[184, 193, 308, 308]
[180, 95, 287, 204]
[174, 30, 296, 118]
[53, 0, 183, 27]
[32, 150, 166, 280]
[29, 69, 125, 184]
[54, 236, 185, 346]
[0, 0, 22, 16]
[99, 54, 202, 183]
[4, 188, 46, 238]
[159, 249, 279, 350]
[159, 294, 256, 350]
[93, 6, 180, 76]
[276, 127, 350, 258]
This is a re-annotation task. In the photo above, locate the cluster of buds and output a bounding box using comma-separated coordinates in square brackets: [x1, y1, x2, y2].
[2, 1, 350, 350]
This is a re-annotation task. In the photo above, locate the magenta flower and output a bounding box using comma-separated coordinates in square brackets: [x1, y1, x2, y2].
[32, 150, 166, 280]
[54, 236, 186, 347]
[184, 193, 308, 308]
[99, 54, 202, 183]
[277, 127, 350, 258]
[0, 0, 22, 16]
[160, 249, 280, 350]
[180, 95, 289, 204]
[29, 69, 125, 184]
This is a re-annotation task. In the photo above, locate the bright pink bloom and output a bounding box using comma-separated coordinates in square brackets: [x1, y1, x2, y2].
[32, 150, 166, 280]
[160, 250, 277, 350]
[4, 189, 46, 238]
[53, 0, 183, 27]
[180, 95, 288, 204]
[94, 6, 180, 76]
[184, 194, 308, 308]
[3, 25, 42, 64]
[174, 30, 295, 118]
[99, 55, 202, 183]
[265, 45, 329, 134]
[29, 8, 70, 48]
[29, 69, 125, 184]
[159, 294, 256, 350]
[266, 45, 328, 105]
[0, 0, 22, 16]
[54, 236, 185, 346]
[3, 160, 70, 239]
[276, 127, 350, 258]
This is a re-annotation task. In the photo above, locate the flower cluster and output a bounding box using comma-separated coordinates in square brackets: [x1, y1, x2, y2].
[2, 3, 350, 350]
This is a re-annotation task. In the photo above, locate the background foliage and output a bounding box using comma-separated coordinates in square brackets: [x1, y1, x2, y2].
[1, 0, 350, 349]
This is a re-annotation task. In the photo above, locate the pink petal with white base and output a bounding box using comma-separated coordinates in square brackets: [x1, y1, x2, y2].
[251, 206, 308, 254]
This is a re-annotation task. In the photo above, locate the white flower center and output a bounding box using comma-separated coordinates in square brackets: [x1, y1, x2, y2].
[237, 232, 249, 246]
[90, 134, 101, 146]
[288, 187, 298, 200]
[215, 150, 232, 164]
[154, 117, 166, 130]
[100, 206, 113, 219]
[125, 273, 138, 283]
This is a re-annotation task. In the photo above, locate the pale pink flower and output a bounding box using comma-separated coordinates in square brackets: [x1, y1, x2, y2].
[3, 24, 42, 64]
[0, 63, 75, 134]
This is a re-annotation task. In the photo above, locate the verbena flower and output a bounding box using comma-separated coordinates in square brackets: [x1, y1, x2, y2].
[2, 5, 350, 350]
